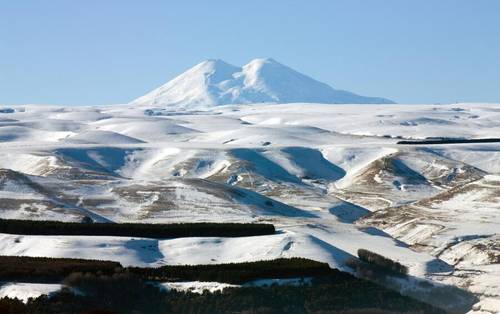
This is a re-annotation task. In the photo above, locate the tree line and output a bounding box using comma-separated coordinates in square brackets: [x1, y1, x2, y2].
[357, 249, 408, 276]
[0, 271, 444, 314]
[0, 251, 409, 285]
[0, 256, 121, 283]
[0, 218, 275, 238]
[130, 257, 333, 284]
[0, 256, 330, 284]
[397, 137, 500, 145]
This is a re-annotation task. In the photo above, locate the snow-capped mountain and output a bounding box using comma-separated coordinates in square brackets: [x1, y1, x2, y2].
[130, 58, 395, 108]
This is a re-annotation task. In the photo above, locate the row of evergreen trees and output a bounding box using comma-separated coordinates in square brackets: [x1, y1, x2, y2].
[0, 218, 275, 238]
[0, 256, 330, 284]
[397, 137, 500, 145]
[0, 271, 444, 314]
[357, 249, 409, 275]
[0, 256, 121, 283]
[130, 257, 332, 284]
[0, 250, 409, 285]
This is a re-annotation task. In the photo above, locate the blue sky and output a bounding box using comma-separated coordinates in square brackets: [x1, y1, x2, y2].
[1, 0, 499, 105]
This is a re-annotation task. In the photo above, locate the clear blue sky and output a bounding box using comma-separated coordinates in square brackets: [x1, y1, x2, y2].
[1, 0, 499, 105]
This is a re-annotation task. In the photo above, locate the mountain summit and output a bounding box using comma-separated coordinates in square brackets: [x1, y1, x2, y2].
[131, 58, 395, 108]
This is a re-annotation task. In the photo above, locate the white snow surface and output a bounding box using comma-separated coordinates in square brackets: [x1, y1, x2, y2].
[0, 102, 499, 313]
[130, 58, 394, 109]
[159, 277, 312, 294]
[0, 283, 61, 302]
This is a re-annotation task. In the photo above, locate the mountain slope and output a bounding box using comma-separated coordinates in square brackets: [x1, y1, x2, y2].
[130, 58, 394, 109]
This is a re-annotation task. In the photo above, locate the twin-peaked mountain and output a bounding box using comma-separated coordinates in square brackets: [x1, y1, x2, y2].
[130, 58, 394, 108]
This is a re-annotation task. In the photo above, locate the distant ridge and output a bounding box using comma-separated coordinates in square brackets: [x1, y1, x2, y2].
[130, 58, 395, 109]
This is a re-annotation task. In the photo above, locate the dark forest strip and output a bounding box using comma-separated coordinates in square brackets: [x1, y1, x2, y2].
[0, 272, 445, 314]
[397, 138, 500, 145]
[0, 256, 329, 284]
[0, 256, 445, 313]
[129, 258, 333, 284]
[0, 256, 121, 283]
[0, 218, 275, 238]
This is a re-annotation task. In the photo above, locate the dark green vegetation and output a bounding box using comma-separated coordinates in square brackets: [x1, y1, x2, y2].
[131, 258, 331, 284]
[357, 249, 408, 276]
[397, 137, 500, 145]
[0, 271, 444, 314]
[346, 249, 408, 281]
[0, 256, 330, 284]
[0, 218, 275, 238]
[0, 256, 121, 283]
[346, 249, 478, 313]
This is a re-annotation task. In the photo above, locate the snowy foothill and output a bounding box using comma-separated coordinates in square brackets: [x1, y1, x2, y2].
[0, 59, 499, 313]
[1, 102, 500, 312]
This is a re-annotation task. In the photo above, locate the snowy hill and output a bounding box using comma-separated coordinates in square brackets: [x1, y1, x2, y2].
[1, 102, 499, 312]
[130, 58, 395, 108]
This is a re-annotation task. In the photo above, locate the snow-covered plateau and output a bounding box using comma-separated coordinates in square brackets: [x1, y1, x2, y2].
[0, 60, 498, 313]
